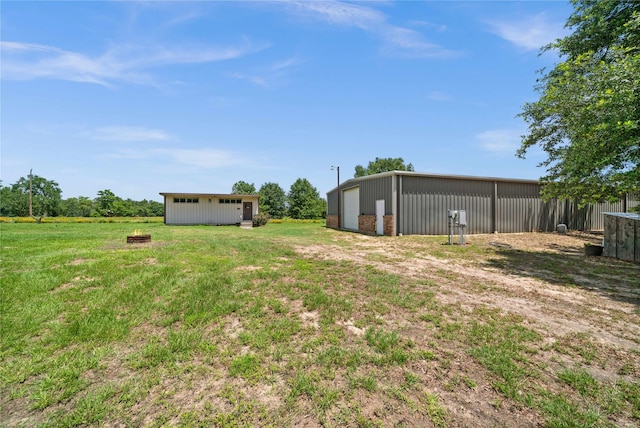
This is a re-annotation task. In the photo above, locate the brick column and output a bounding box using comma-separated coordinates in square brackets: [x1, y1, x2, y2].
[358, 215, 376, 234]
[326, 215, 340, 229]
[383, 215, 395, 236]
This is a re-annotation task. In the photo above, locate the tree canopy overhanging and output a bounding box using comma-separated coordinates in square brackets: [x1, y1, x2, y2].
[354, 157, 414, 178]
[518, 0, 640, 204]
[231, 180, 257, 195]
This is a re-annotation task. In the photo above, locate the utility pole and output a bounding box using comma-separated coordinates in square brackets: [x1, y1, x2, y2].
[29, 169, 33, 217]
[331, 166, 340, 228]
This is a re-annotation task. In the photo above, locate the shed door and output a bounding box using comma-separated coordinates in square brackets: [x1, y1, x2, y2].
[343, 187, 360, 230]
[243, 202, 253, 221]
[376, 200, 385, 235]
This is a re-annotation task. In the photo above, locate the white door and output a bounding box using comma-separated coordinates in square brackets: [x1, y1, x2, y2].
[343, 187, 360, 230]
[376, 199, 384, 235]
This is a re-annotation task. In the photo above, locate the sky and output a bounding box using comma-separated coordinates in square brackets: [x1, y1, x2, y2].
[1, 0, 574, 203]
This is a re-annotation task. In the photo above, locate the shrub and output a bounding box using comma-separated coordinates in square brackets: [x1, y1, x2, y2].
[252, 213, 270, 227]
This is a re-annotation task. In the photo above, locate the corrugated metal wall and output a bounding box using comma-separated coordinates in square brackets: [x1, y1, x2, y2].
[566, 200, 627, 231]
[327, 173, 639, 235]
[495, 182, 563, 233]
[400, 176, 493, 235]
[629, 193, 640, 212]
[327, 190, 339, 216]
[359, 176, 393, 215]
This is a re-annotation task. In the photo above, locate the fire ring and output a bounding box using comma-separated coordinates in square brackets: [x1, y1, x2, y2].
[126, 234, 151, 244]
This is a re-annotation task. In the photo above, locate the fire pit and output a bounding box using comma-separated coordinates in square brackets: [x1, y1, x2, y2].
[126, 232, 151, 244]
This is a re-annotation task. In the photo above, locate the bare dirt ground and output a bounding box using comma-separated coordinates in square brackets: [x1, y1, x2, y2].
[295, 230, 640, 427]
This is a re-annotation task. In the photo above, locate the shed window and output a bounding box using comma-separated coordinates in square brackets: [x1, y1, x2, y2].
[219, 199, 241, 204]
[173, 198, 199, 203]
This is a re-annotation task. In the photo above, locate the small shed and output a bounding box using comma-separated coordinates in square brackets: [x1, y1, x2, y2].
[159, 192, 259, 226]
[603, 212, 640, 263]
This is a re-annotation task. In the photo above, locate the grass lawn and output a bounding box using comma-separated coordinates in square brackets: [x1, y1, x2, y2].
[1, 221, 639, 427]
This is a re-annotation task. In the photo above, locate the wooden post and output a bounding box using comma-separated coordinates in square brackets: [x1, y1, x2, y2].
[29, 169, 33, 217]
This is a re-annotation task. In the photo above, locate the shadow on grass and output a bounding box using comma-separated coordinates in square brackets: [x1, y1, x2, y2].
[484, 235, 640, 308]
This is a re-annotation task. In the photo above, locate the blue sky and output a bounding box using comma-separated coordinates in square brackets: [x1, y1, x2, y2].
[1, 1, 573, 202]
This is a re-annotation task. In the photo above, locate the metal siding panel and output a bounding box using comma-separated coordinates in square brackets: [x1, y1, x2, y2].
[326, 190, 338, 216]
[496, 182, 547, 233]
[399, 176, 493, 235]
[359, 176, 392, 215]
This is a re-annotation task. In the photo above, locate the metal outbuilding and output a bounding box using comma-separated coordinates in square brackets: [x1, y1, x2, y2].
[326, 171, 638, 236]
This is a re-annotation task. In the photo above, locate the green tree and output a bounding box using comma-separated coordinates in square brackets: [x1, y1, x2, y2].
[354, 157, 414, 178]
[258, 182, 287, 219]
[94, 189, 118, 216]
[61, 196, 94, 217]
[231, 181, 256, 194]
[5, 175, 62, 217]
[0, 181, 15, 216]
[131, 199, 164, 216]
[287, 178, 326, 219]
[111, 199, 135, 217]
[518, 0, 640, 204]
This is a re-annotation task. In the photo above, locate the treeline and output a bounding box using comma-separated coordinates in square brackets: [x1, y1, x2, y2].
[232, 179, 325, 220]
[0, 175, 327, 220]
[0, 176, 163, 217]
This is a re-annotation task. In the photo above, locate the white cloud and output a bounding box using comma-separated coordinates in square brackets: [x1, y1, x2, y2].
[476, 129, 521, 155]
[381, 26, 455, 58]
[154, 148, 244, 168]
[279, 0, 459, 58]
[111, 147, 254, 169]
[486, 13, 566, 51]
[87, 126, 173, 142]
[288, 0, 385, 29]
[228, 56, 303, 87]
[0, 39, 263, 86]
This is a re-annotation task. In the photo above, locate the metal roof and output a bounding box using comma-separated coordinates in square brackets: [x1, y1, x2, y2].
[326, 170, 541, 195]
[603, 212, 640, 220]
[159, 192, 259, 198]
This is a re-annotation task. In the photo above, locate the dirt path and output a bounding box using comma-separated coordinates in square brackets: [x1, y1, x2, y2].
[297, 232, 640, 353]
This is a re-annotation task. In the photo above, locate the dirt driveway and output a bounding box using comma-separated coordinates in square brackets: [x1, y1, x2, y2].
[296, 230, 640, 426]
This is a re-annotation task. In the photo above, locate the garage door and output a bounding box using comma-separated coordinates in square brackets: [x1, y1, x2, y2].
[343, 187, 359, 230]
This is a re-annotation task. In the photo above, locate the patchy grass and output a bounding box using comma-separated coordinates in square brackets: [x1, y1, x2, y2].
[1, 223, 639, 427]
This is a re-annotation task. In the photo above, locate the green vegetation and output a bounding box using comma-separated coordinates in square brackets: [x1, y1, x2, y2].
[354, 156, 414, 178]
[0, 175, 163, 218]
[519, 0, 640, 204]
[1, 222, 638, 427]
[258, 182, 287, 219]
[286, 178, 326, 219]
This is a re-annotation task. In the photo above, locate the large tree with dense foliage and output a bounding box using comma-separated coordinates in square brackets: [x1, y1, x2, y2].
[518, 0, 640, 204]
[60, 196, 94, 217]
[287, 178, 326, 219]
[231, 181, 256, 194]
[0, 174, 62, 217]
[354, 157, 414, 178]
[94, 189, 118, 216]
[258, 182, 286, 219]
